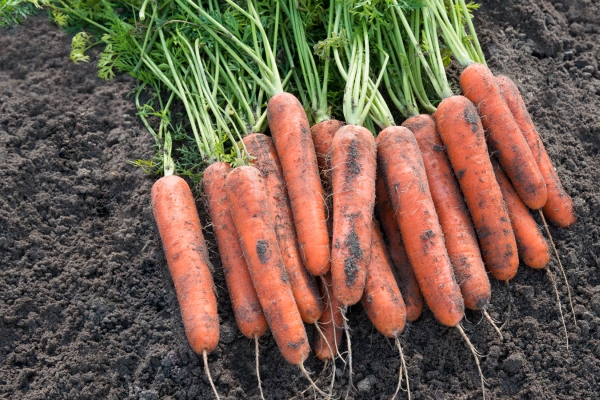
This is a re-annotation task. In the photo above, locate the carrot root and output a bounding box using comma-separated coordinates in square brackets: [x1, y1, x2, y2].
[203, 350, 220, 400]
[456, 325, 486, 400]
[545, 268, 569, 350]
[482, 309, 503, 340]
[539, 210, 577, 327]
[255, 336, 265, 400]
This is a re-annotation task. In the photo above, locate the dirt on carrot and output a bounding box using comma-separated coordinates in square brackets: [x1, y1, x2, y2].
[3, 8, 600, 399]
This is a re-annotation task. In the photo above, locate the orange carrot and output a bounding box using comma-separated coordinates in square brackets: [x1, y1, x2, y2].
[267, 93, 330, 276]
[151, 175, 219, 353]
[312, 119, 345, 185]
[405, 114, 491, 311]
[493, 161, 551, 269]
[460, 63, 547, 210]
[330, 125, 377, 306]
[226, 166, 309, 365]
[375, 173, 424, 322]
[496, 75, 577, 228]
[243, 133, 324, 324]
[314, 272, 344, 361]
[377, 126, 464, 327]
[312, 119, 345, 231]
[203, 162, 268, 339]
[434, 95, 519, 281]
[361, 221, 406, 337]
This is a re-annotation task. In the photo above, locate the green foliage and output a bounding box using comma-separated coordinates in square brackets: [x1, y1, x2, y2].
[0, 0, 38, 28]
[70, 31, 91, 63]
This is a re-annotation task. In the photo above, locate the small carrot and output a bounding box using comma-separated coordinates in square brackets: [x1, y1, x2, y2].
[330, 125, 377, 306]
[460, 63, 547, 210]
[493, 161, 550, 269]
[496, 75, 577, 228]
[377, 126, 464, 327]
[435, 95, 519, 282]
[361, 221, 406, 338]
[243, 133, 324, 324]
[375, 172, 424, 322]
[151, 175, 219, 353]
[312, 119, 345, 195]
[203, 162, 268, 339]
[268, 93, 331, 276]
[226, 166, 309, 366]
[405, 114, 491, 311]
[313, 272, 344, 361]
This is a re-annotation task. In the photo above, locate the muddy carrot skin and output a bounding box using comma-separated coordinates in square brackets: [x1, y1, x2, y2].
[331, 125, 377, 306]
[267, 92, 330, 276]
[496, 75, 577, 228]
[493, 162, 551, 269]
[375, 173, 424, 322]
[435, 95, 519, 281]
[377, 126, 464, 327]
[361, 222, 407, 338]
[243, 134, 324, 324]
[226, 166, 309, 365]
[312, 119, 344, 228]
[312, 119, 345, 184]
[203, 162, 268, 339]
[460, 63, 547, 210]
[405, 114, 491, 311]
[151, 175, 219, 353]
[314, 272, 344, 361]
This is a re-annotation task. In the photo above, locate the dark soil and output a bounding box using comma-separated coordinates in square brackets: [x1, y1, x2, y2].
[2, 0, 600, 398]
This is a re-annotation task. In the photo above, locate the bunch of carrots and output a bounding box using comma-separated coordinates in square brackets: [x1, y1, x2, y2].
[8, 0, 578, 397]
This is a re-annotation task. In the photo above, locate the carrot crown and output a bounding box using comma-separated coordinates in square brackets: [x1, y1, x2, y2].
[325, 0, 394, 128]
[423, 0, 485, 67]
[280, 0, 336, 125]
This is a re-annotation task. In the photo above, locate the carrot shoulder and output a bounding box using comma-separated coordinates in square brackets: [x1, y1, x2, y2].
[243, 133, 324, 324]
[377, 126, 464, 327]
[375, 173, 424, 322]
[460, 63, 547, 210]
[331, 124, 377, 306]
[267, 92, 330, 276]
[203, 162, 268, 339]
[151, 175, 219, 353]
[434, 95, 519, 281]
[405, 114, 491, 311]
[361, 221, 406, 338]
[493, 162, 550, 269]
[226, 166, 309, 365]
[496, 75, 577, 228]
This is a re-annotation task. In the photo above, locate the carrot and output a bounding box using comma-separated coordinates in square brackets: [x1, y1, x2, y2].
[374, 173, 424, 322]
[493, 161, 551, 269]
[434, 95, 519, 282]
[313, 272, 344, 361]
[361, 221, 406, 337]
[312, 119, 345, 179]
[226, 165, 309, 365]
[460, 63, 547, 210]
[243, 133, 324, 324]
[267, 93, 330, 276]
[203, 162, 268, 339]
[151, 175, 219, 353]
[376, 125, 464, 327]
[496, 75, 577, 228]
[405, 114, 491, 311]
[330, 124, 377, 306]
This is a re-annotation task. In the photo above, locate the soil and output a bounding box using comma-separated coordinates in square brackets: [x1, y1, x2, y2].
[1, 0, 600, 398]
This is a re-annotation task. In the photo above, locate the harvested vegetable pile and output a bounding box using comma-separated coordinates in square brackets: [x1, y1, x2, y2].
[2, 0, 600, 398]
